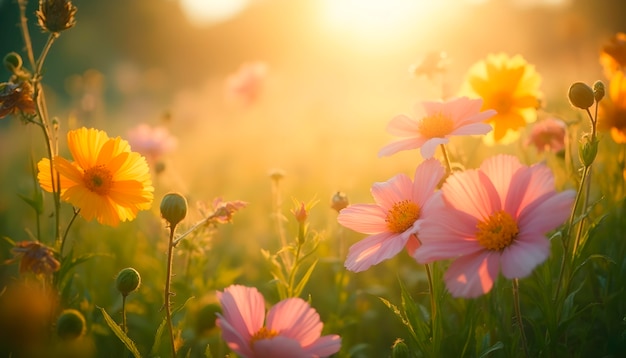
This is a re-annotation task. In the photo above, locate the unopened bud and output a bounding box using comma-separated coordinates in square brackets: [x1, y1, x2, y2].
[115, 267, 141, 297]
[160, 192, 187, 227]
[3, 52, 23, 73]
[292, 202, 308, 224]
[331, 191, 349, 212]
[391, 339, 410, 358]
[56, 309, 86, 340]
[579, 135, 599, 166]
[593, 80, 605, 102]
[568, 82, 595, 110]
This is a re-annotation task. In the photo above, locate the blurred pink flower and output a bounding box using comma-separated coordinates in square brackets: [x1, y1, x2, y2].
[414, 155, 575, 298]
[525, 118, 567, 153]
[216, 285, 341, 358]
[126, 124, 177, 164]
[337, 159, 445, 272]
[212, 197, 248, 223]
[225, 62, 268, 106]
[379, 97, 495, 159]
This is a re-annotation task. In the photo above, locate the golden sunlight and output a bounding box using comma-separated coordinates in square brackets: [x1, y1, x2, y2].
[178, 0, 250, 27]
[321, 0, 445, 44]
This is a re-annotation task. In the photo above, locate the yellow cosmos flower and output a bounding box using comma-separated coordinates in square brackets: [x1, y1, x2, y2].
[598, 71, 626, 143]
[38, 127, 154, 227]
[463, 53, 542, 144]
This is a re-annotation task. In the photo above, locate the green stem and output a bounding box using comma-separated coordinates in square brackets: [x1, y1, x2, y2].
[439, 144, 452, 175]
[165, 225, 177, 358]
[122, 294, 128, 333]
[59, 208, 80, 257]
[513, 278, 530, 358]
[17, 0, 36, 70]
[287, 234, 303, 298]
[424, 263, 439, 356]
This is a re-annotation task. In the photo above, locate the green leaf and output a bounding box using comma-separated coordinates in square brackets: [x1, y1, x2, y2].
[97, 306, 142, 358]
[477, 341, 504, 358]
[293, 258, 318, 297]
[151, 296, 195, 356]
[204, 344, 213, 358]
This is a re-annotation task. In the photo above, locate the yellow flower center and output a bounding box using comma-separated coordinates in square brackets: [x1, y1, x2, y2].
[418, 112, 455, 138]
[83, 165, 113, 195]
[250, 327, 279, 347]
[475, 210, 519, 251]
[385, 200, 421, 233]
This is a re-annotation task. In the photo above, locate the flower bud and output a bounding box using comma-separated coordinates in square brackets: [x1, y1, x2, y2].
[568, 82, 595, 110]
[579, 135, 599, 167]
[292, 202, 308, 224]
[115, 267, 141, 297]
[3, 52, 23, 73]
[160, 192, 187, 227]
[391, 339, 410, 358]
[331, 191, 349, 212]
[56, 309, 86, 340]
[593, 80, 605, 102]
[36, 0, 78, 33]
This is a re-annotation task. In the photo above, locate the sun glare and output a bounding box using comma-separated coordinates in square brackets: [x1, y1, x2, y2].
[321, 0, 445, 44]
[179, 0, 250, 27]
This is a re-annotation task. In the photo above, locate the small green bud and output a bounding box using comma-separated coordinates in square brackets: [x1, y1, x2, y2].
[579, 135, 599, 167]
[160, 192, 187, 227]
[391, 338, 410, 358]
[3, 52, 23, 73]
[116, 267, 141, 297]
[568, 82, 595, 110]
[56, 309, 86, 340]
[593, 80, 605, 102]
[331, 191, 349, 212]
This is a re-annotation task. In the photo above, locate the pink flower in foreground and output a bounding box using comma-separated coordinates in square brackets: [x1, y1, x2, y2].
[216, 285, 341, 358]
[525, 117, 567, 153]
[225, 62, 268, 106]
[126, 124, 177, 164]
[414, 155, 575, 298]
[337, 159, 445, 272]
[379, 97, 496, 159]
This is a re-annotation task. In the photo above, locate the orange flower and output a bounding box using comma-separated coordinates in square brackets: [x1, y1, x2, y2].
[37, 127, 154, 226]
[463, 53, 542, 144]
[598, 71, 626, 143]
[600, 32, 626, 78]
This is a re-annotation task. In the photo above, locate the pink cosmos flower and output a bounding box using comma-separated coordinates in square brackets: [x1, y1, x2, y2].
[216, 285, 341, 358]
[525, 117, 567, 153]
[225, 62, 268, 106]
[379, 97, 496, 159]
[337, 158, 445, 272]
[126, 124, 177, 165]
[413, 155, 575, 298]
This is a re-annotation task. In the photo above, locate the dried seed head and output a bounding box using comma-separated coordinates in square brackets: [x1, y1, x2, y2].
[37, 0, 77, 33]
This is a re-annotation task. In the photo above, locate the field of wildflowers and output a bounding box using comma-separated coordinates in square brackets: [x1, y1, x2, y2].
[1, 0, 626, 357]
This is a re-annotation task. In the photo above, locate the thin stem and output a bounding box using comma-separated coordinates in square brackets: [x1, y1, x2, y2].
[121, 295, 128, 333]
[165, 225, 177, 358]
[35, 34, 59, 81]
[59, 208, 80, 257]
[439, 144, 452, 175]
[513, 278, 530, 358]
[424, 263, 439, 356]
[17, 0, 36, 70]
[287, 235, 303, 298]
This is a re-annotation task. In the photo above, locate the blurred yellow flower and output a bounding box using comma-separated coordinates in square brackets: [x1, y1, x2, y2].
[463, 53, 542, 144]
[37, 127, 154, 227]
[598, 71, 626, 143]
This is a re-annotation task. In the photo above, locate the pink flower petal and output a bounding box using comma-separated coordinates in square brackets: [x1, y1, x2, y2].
[215, 317, 254, 357]
[337, 204, 387, 234]
[252, 336, 308, 358]
[304, 334, 342, 357]
[217, 285, 265, 337]
[420, 137, 449, 158]
[345, 231, 407, 272]
[518, 190, 575, 235]
[371, 174, 413, 211]
[500, 232, 550, 279]
[444, 250, 500, 298]
[267, 298, 322, 346]
[411, 158, 445, 207]
[379, 136, 427, 157]
[479, 155, 523, 206]
[442, 170, 500, 220]
[386, 114, 420, 136]
[515, 163, 557, 215]
[450, 122, 492, 135]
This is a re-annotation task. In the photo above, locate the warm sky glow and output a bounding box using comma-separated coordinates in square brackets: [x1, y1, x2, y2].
[178, 0, 250, 27]
[321, 0, 446, 45]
